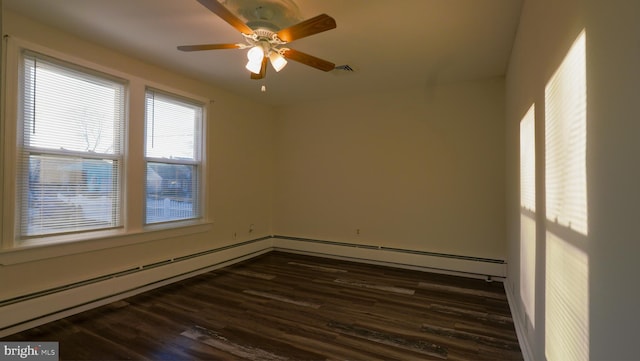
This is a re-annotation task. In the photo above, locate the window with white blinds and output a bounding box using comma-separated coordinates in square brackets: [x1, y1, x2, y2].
[19, 51, 125, 237]
[144, 89, 202, 224]
[545, 31, 588, 236]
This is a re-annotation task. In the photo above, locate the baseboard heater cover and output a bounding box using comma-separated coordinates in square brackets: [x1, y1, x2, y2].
[0, 235, 507, 336]
[272, 235, 507, 279]
[0, 236, 273, 336]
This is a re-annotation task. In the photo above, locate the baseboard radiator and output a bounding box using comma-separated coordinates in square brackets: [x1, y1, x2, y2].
[0, 235, 506, 337]
[272, 236, 506, 280]
[0, 237, 273, 337]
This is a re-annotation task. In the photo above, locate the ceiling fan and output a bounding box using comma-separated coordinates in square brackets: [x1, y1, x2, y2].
[178, 0, 337, 80]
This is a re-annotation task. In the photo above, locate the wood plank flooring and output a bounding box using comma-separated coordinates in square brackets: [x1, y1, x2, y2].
[3, 251, 523, 360]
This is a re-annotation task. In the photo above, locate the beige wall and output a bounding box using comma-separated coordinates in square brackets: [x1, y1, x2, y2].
[505, 0, 640, 359]
[4, 4, 508, 334]
[274, 80, 506, 260]
[0, 11, 275, 300]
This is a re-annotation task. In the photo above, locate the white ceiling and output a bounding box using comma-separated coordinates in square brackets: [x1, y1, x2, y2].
[4, 0, 523, 106]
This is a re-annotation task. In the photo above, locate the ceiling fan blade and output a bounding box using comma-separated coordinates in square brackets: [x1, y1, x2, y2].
[250, 57, 268, 79]
[276, 14, 336, 43]
[282, 49, 335, 72]
[196, 0, 254, 35]
[177, 43, 241, 51]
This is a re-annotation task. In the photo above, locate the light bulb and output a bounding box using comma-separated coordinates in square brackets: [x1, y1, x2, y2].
[247, 46, 264, 63]
[269, 52, 288, 72]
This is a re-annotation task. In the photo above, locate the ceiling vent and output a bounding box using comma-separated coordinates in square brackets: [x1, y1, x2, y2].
[335, 64, 354, 72]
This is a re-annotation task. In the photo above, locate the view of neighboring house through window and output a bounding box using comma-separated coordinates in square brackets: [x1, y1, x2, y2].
[19, 51, 125, 237]
[144, 89, 202, 224]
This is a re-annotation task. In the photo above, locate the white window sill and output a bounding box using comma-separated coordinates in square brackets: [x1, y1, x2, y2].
[0, 221, 214, 266]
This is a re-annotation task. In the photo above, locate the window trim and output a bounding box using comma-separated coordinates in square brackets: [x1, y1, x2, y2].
[18, 49, 127, 239]
[143, 87, 206, 227]
[1, 36, 210, 253]
[0, 222, 213, 266]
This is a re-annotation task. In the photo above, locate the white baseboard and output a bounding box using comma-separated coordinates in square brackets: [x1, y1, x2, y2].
[504, 281, 535, 361]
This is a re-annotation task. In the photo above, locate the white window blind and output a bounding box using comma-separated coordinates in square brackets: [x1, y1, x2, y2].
[545, 31, 588, 236]
[19, 51, 125, 237]
[144, 89, 202, 224]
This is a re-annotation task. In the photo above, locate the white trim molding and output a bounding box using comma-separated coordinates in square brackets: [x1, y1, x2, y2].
[504, 281, 535, 361]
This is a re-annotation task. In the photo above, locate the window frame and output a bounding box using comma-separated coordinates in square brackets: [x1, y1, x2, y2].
[17, 50, 127, 239]
[143, 87, 205, 225]
[1, 37, 210, 254]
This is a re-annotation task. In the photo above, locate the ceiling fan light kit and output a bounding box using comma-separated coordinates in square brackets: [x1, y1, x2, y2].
[241, 31, 289, 74]
[178, 0, 337, 80]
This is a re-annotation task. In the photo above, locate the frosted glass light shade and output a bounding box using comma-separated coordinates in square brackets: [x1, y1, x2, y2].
[269, 52, 288, 72]
[247, 46, 264, 63]
[245, 59, 263, 74]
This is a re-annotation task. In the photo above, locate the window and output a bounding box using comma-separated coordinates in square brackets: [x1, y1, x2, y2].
[144, 89, 203, 224]
[18, 51, 125, 238]
[5, 40, 209, 249]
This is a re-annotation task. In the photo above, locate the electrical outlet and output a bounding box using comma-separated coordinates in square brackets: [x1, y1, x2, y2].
[233, 232, 237, 240]
[356, 228, 360, 235]
[249, 224, 255, 233]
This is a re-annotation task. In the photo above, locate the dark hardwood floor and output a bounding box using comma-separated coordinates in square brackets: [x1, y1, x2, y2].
[3, 251, 523, 360]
